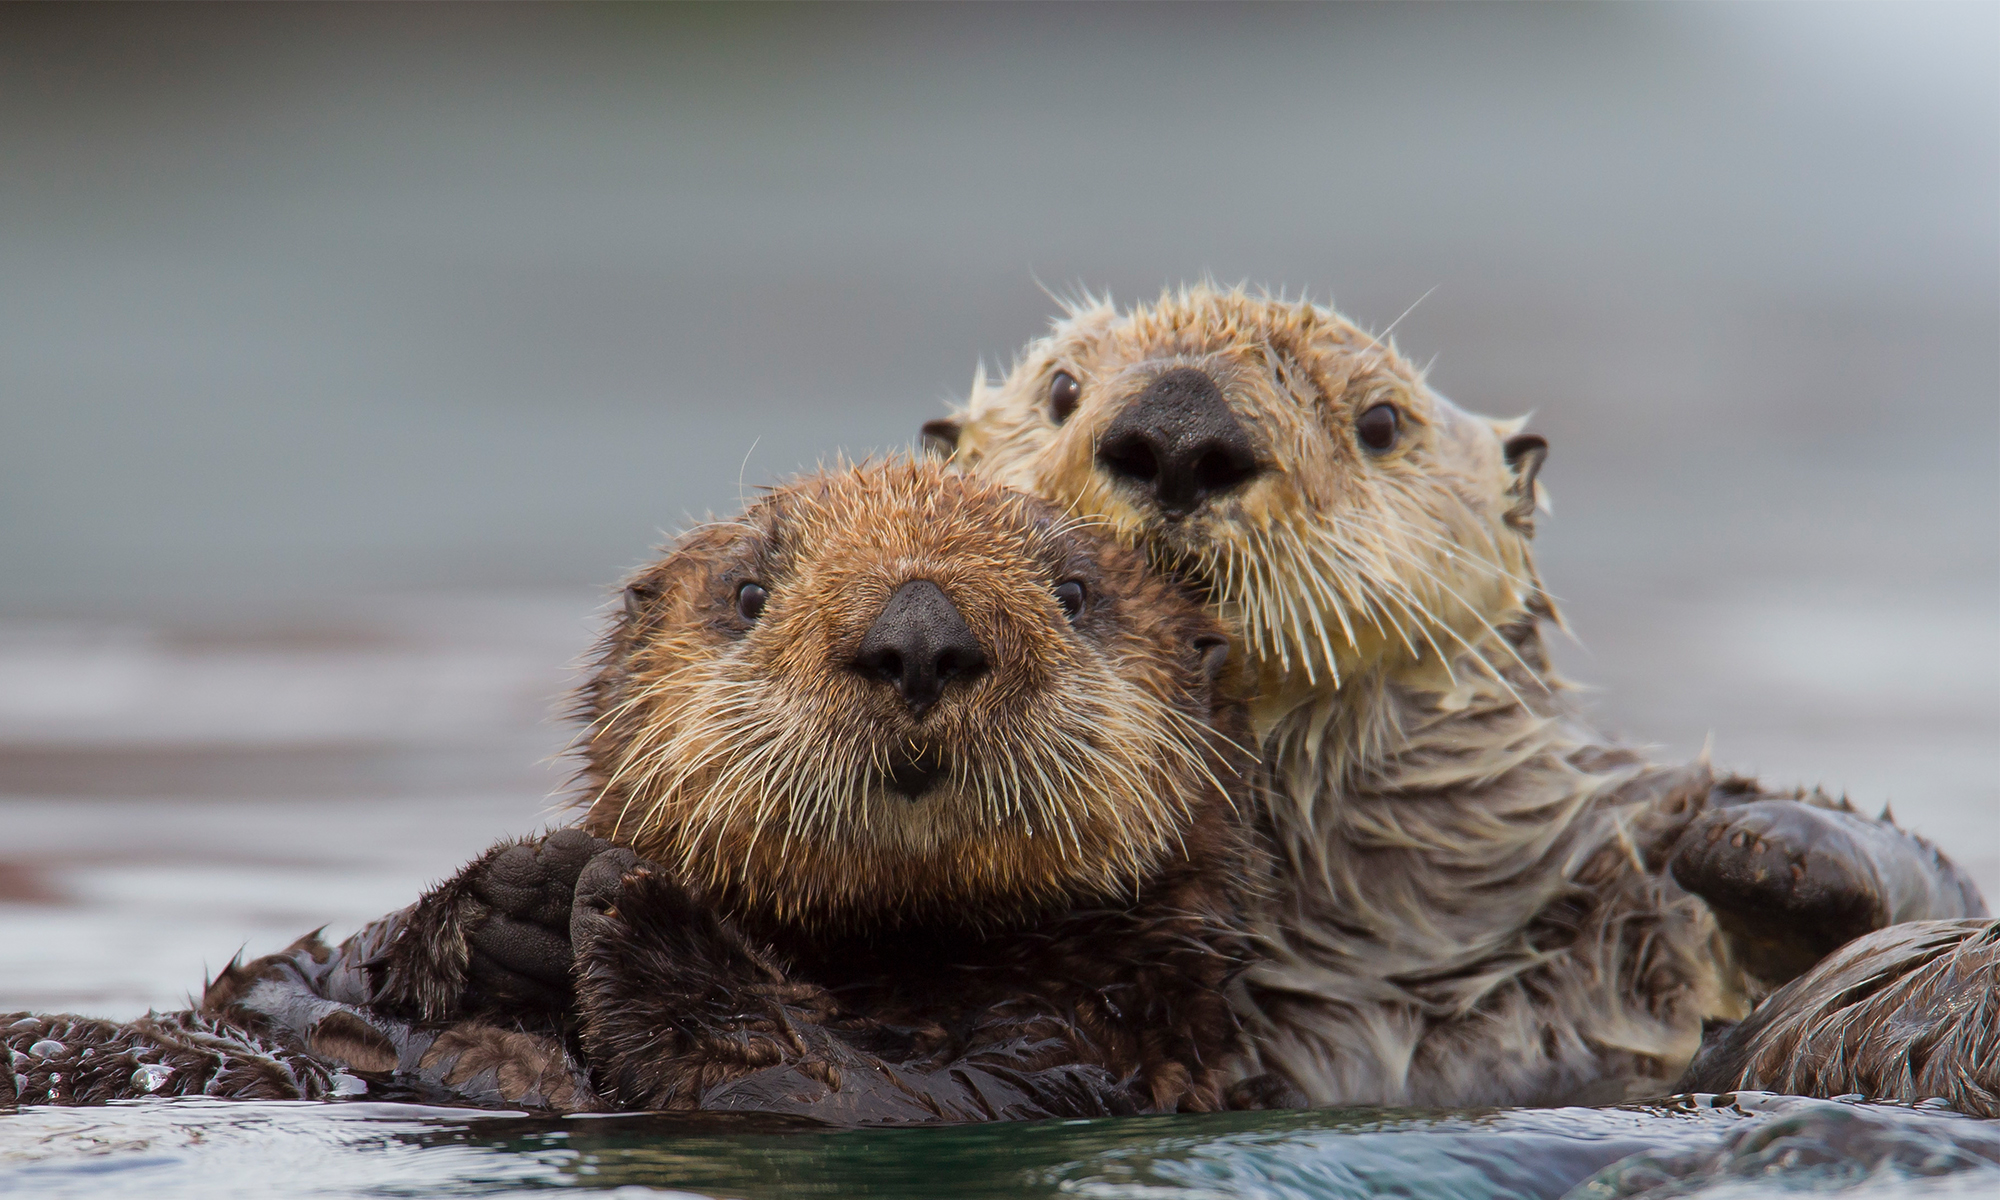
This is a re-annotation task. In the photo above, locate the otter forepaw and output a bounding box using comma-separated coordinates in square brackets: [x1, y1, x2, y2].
[570, 849, 810, 1109]
[461, 828, 612, 1011]
[570, 847, 688, 948]
[365, 829, 612, 1020]
[1671, 799, 1985, 986]
[570, 848, 781, 1004]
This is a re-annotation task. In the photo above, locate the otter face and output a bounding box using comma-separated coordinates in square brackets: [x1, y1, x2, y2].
[926, 286, 1549, 694]
[581, 460, 1246, 928]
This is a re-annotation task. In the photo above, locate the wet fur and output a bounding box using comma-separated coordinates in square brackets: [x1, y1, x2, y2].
[3, 866, 601, 1111]
[1680, 919, 2000, 1117]
[206, 920, 599, 1111]
[931, 284, 1986, 1106]
[555, 461, 1262, 1115]
[570, 839, 1252, 1118]
[4, 464, 1262, 1119]
[3, 1009, 336, 1106]
[573, 461, 1246, 932]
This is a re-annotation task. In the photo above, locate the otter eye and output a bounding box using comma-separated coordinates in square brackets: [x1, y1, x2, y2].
[1356, 403, 1400, 453]
[1053, 579, 1086, 621]
[1049, 371, 1082, 424]
[735, 582, 768, 622]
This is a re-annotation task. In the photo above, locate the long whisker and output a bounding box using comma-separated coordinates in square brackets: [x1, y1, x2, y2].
[1338, 527, 1542, 698]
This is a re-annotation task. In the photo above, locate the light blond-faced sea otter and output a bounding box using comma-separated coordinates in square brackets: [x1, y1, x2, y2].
[921, 285, 1986, 1107]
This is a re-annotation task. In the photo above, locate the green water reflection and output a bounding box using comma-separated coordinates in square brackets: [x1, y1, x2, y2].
[400, 1103, 1739, 1200]
[8, 1095, 1998, 1200]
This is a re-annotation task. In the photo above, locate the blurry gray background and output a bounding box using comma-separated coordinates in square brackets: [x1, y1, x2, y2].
[2, 4, 1994, 1016]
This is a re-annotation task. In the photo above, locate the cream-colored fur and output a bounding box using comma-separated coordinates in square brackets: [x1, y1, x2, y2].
[928, 285, 1779, 1105]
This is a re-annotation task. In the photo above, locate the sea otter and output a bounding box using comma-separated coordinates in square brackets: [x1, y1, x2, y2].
[6, 460, 1265, 1120]
[543, 457, 1262, 1117]
[920, 284, 1986, 1107]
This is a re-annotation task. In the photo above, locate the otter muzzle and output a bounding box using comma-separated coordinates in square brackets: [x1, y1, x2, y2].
[852, 579, 989, 718]
[1096, 366, 1261, 519]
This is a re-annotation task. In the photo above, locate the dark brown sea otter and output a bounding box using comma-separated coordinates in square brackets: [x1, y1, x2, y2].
[6, 460, 1265, 1121]
[543, 456, 1261, 1117]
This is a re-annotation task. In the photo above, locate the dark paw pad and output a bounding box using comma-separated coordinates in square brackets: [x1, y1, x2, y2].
[474, 829, 609, 925]
[570, 847, 657, 946]
[1671, 800, 1884, 984]
[465, 829, 616, 1009]
[572, 849, 720, 947]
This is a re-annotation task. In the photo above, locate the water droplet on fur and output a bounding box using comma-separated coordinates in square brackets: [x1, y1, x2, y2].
[27, 1039, 66, 1058]
[331, 1071, 369, 1098]
[132, 1062, 174, 1093]
[8, 1016, 44, 1033]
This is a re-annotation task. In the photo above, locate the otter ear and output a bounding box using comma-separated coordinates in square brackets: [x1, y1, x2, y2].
[622, 579, 661, 619]
[1502, 434, 1548, 530]
[919, 418, 962, 458]
[1192, 634, 1231, 684]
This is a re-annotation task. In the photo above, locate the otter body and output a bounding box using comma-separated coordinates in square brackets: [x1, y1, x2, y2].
[9, 462, 1263, 1121]
[926, 285, 1985, 1107]
[1680, 918, 2000, 1117]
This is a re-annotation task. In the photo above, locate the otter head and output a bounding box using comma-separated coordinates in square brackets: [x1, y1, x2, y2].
[576, 459, 1248, 929]
[924, 286, 1550, 708]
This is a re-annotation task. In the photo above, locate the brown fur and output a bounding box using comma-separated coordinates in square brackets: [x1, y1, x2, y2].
[416, 1023, 595, 1112]
[555, 460, 1264, 1116]
[14, 461, 1261, 1119]
[3, 1008, 337, 1106]
[574, 460, 1250, 931]
[927, 284, 1984, 1106]
[1680, 919, 2000, 1116]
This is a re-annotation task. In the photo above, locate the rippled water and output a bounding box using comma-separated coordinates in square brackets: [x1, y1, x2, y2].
[5, 1094, 2000, 1200]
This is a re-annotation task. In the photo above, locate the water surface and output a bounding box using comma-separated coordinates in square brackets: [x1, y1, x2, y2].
[7, 1093, 2000, 1200]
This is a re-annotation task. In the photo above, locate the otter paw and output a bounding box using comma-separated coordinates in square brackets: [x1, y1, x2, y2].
[1671, 800, 1886, 985]
[569, 846, 651, 951]
[570, 849, 746, 963]
[463, 828, 614, 1010]
[572, 849, 782, 1009]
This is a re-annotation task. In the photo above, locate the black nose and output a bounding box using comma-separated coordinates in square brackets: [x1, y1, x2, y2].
[1096, 367, 1261, 517]
[853, 580, 989, 716]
